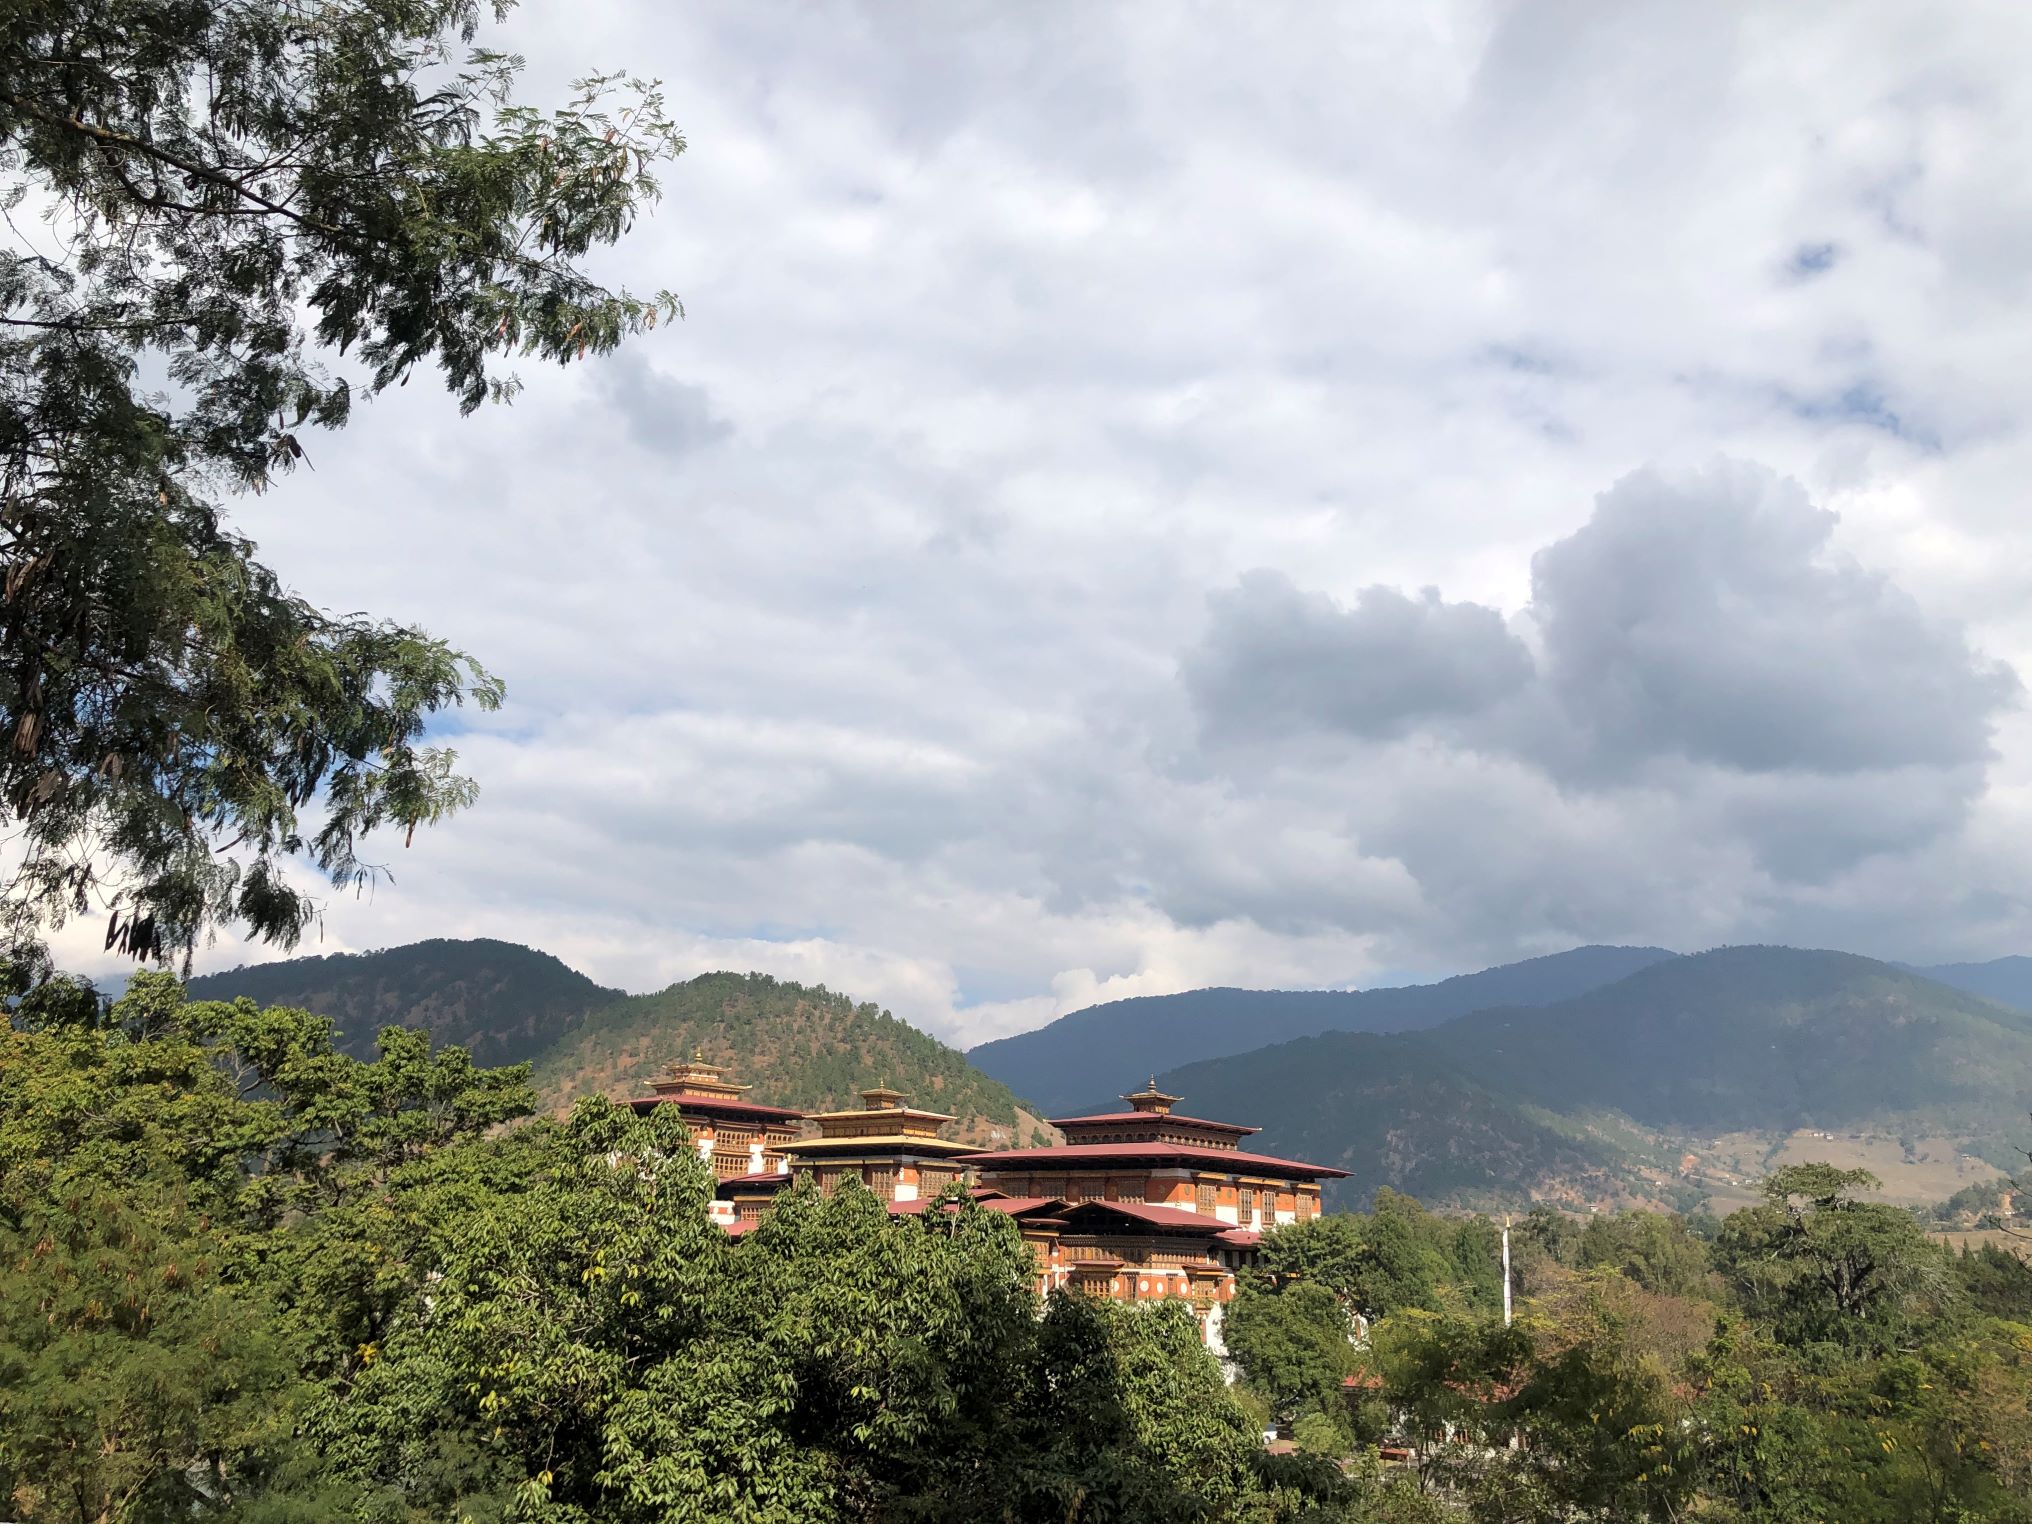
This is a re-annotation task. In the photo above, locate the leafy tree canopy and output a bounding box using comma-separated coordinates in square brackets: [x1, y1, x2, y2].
[0, 0, 683, 973]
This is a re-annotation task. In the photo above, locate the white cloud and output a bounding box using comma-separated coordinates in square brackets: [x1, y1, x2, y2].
[56, 0, 2032, 1047]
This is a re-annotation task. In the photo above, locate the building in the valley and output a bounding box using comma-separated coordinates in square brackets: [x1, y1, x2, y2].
[632, 1065, 1341, 1349]
[961, 1081, 1349, 1345]
[627, 1057, 805, 1224]
[971, 1080, 1345, 1231]
[778, 1084, 984, 1203]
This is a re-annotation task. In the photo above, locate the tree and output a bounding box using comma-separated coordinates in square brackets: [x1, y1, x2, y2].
[0, 1185, 317, 1522]
[1713, 1163, 1951, 1348]
[1227, 1280, 1363, 1428]
[0, 972, 535, 1519]
[0, 0, 684, 971]
[316, 1097, 1275, 1523]
[1253, 1196, 1476, 1323]
[1575, 1210, 1711, 1298]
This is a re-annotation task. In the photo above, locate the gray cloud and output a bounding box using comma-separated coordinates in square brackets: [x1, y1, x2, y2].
[47, 1, 2032, 1046]
[1183, 461, 2022, 928]
[595, 357, 732, 458]
[1530, 461, 2020, 777]
[1185, 573, 1533, 743]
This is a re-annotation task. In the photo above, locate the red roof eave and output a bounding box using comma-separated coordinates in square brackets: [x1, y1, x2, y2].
[1050, 1111, 1260, 1135]
[971, 1141, 1349, 1180]
[1062, 1200, 1225, 1233]
[626, 1093, 806, 1124]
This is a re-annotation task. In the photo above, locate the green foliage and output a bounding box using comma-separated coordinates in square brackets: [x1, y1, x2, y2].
[1955, 1241, 2032, 1321]
[187, 937, 623, 1065]
[0, 1187, 312, 1521]
[1228, 1280, 1363, 1424]
[1254, 1197, 1502, 1321]
[1931, 1175, 2012, 1226]
[1292, 1410, 1352, 1458]
[533, 969, 1046, 1144]
[1574, 1209, 1711, 1297]
[1239, 1180, 2032, 1523]
[314, 1097, 1275, 1522]
[0, 0, 683, 969]
[0, 972, 535, 1519]
[1713, 1163, 1952, 1349]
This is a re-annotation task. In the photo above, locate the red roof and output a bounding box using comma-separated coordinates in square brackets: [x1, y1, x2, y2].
[887, 1194, 1068, 1219]
[1051, 1111, 1260, 1136]
[717, 1170, 793, 1190]
[1216, 1228, 1262, 1247]
[977, 1196, 1069, 1217]
[1061, 1200, 1226, 1233]
[722, 1218, 761, 1236]
[626, 1092, 805, 1123]
[972, 1141, 1349, 1180]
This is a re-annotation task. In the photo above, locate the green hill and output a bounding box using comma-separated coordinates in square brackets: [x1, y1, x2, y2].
[1155, 1033, 1644, 1211]
[1426, 946, 2032, 1138]
[968, 945, 1678, 1115]
[186, 938, 621, 1066]
[531, 971, 1054, 1148]
[1154, 947, 2032, 1211]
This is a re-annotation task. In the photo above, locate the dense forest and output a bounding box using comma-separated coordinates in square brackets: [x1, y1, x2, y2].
[530, 970, 1054, 1147]
[188, 945, 1051, 1149]
[1162, 947, 2032, 1210]
[1223, 1180, 2032, 1522]
[187, 940, 624, 1067]
[5, 976, 2028, 1521]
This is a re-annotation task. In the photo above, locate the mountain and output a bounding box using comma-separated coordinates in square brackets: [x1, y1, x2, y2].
[1909, 955, 2032, 1014]
[186, 938, 622, 1066]
[1155, 947, 2032, 1211]
[1424, 947, 2032, 1136]
[530, 971, 1054, 1148]
[967, 945, 1678, 1116]
[1156, 1031, 1642, 1211]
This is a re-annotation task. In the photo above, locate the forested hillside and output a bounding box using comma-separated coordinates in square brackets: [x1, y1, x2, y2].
[1157, 1032, 1637, 1210]
[1912, 953, 2032, 1013]
[969, 944, 1677, 1114]
[1160, 946, 2032, 1211]
[186, 938, 622, 1066]
[532, 971, 1054, 1147]
[1427, 946, 2032, 1137]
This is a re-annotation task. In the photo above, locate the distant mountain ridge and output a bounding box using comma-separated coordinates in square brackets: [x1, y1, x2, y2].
[181, 937, 2032, 1211]
[186, 938, 623, 1067]
[1905, 955, 2032, 1014]
[184, 941, 1049, 1149]
[1157, 945, 2032, 1211]
[967, 944, 1678, 1116]
[1424, 947, 2032, 1134]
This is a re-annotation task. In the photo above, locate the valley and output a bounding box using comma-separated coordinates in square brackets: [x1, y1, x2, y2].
[187, 938, 2032, 1216]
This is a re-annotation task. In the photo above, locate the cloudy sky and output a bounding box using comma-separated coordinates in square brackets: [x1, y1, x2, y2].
[68, 1, 2032, 1045]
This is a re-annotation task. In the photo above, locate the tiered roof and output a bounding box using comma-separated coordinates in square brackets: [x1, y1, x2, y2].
[781, 1085, 981, 1161]
[626, 1055, 805, 1124]
[973, 1082, 1347, 1181]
